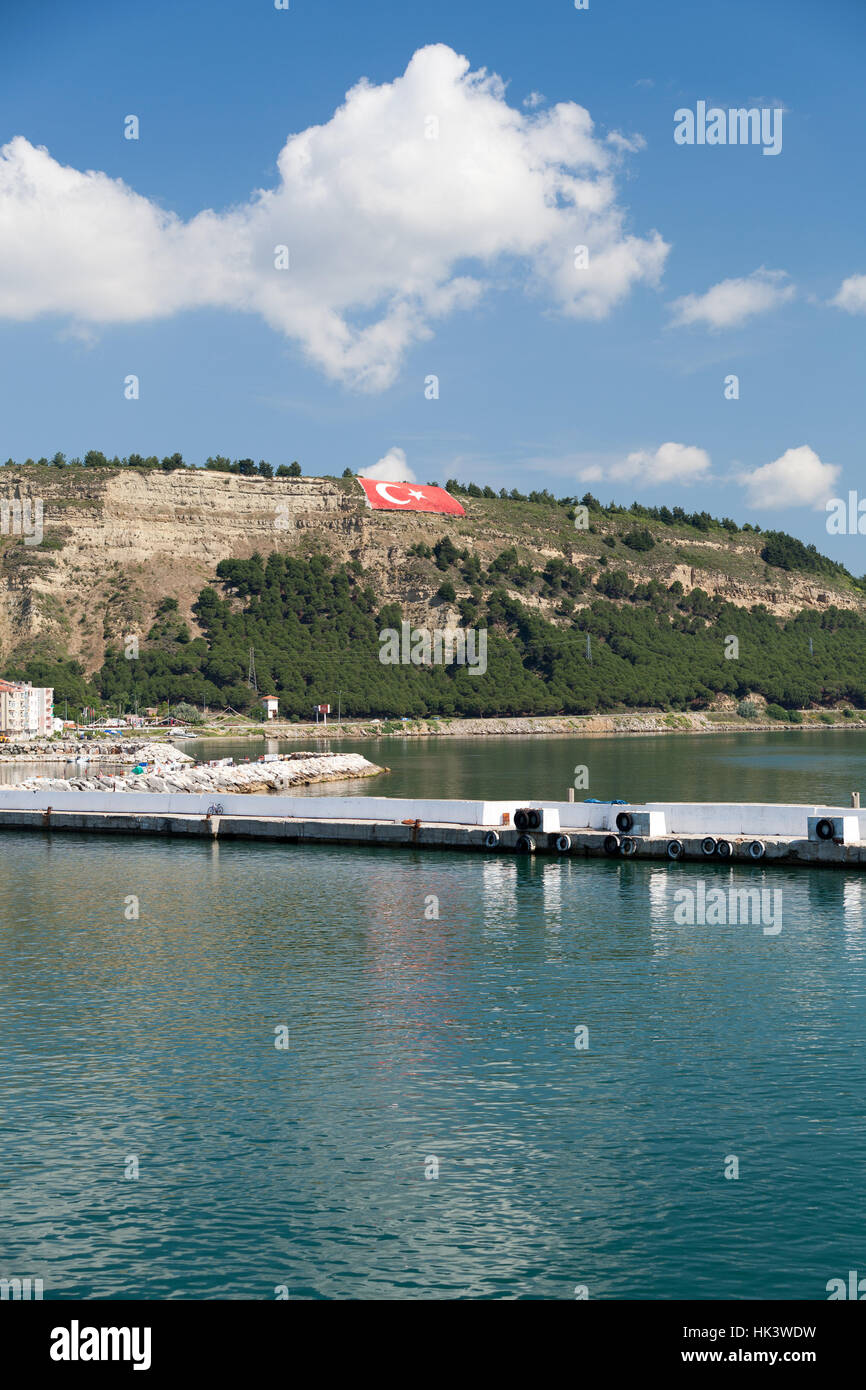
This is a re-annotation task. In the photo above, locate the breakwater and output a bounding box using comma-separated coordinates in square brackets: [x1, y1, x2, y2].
[6, 751, 385, 795]
[0, 792, 864, 867]
[0, 739, 194, 763]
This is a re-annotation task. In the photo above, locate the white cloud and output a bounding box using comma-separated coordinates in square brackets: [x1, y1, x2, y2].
[670, 268, 794, 329]
[831, 274, 866, 314]
[579, 441, 711, 486]
[606, 131, 646, 154]
[737, 445, 839, 509]
[360, 446, 415, 482]
[0, 44, 668, 391]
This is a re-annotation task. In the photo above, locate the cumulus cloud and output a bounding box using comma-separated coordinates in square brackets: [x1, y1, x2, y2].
[579, 441, 711, 486]
[359, 446, 415, 482]
[670, 268, 794, 329]
[831, 274, 866, 314]
[737, 445, 839, 509]
[0, 44, 668, 391]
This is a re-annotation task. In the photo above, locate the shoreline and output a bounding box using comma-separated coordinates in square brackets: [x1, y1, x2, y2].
[3, 711, 865, 760]
[183, 712, 866, 741]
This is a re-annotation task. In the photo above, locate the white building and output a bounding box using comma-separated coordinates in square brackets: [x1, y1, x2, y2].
[0, 680, 25, 733]
[260, 695, 279, 721]
[0, 680, 54, 737]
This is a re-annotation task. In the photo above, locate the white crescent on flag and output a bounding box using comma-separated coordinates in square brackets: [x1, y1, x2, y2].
[376, 482, 420, 505]
[356, 478, 466, 515]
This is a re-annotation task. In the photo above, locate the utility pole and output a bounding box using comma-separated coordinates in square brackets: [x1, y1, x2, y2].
[248, 648, 258, 692]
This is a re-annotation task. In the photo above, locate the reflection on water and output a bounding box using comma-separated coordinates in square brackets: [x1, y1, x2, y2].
[0, 759, 127, 785]
[1, 732, 865, 1300]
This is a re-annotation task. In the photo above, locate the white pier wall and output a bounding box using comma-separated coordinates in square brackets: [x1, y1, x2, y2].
[542, 800, 863, 838]
[0, 788, 863, 838]
[0, 788, 518, 826]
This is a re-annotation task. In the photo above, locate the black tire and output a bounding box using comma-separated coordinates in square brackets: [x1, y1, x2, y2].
[484, 830, 499, 849]
[701, 837, 717, 856]
[621, 836, 637, 856]
[816, 818, 835, 840]
[748, 840, 765, 859]
[616, 811, 633, 833]
[527, 808, 542, 831]
[667, 840, 683, 858]
[603, 834, 620, 856]
[516, 834, 536, 854]
[555, 834, 571, 854]
[514, 808, 529, 832]
[716, 839, 732, 858]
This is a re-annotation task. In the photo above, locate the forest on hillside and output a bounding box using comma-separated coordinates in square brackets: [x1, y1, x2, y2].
[13, 545, 866, 721]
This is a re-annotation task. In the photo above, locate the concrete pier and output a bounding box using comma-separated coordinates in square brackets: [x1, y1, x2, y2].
[0, 790, 865, 867]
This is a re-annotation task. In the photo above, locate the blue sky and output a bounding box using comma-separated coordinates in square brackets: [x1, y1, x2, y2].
[0, 0, 864, 564]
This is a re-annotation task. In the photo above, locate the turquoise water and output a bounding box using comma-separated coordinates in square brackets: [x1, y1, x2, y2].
[191, 726, 866, 805]
[1, 732, 865, 1299]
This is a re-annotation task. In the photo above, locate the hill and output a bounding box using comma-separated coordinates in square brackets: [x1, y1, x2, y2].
[2, 462, 865, 719]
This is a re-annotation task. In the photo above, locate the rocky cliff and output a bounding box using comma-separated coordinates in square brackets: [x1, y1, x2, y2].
[0, 466, 861, 673]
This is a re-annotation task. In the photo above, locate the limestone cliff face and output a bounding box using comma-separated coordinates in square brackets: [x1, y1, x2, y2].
[0, 467, 862, 672]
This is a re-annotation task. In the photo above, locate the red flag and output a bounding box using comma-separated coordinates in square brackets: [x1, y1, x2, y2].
[357, 478, 466, 515]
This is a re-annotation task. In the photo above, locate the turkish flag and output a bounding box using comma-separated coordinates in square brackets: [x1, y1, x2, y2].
[357, 478, 466, 515]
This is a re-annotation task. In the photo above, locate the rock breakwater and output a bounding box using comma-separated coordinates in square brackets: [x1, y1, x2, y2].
[8, 752, 386, 795]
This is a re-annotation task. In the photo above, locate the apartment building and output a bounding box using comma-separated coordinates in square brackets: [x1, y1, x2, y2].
[0, 679, 54, 737]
